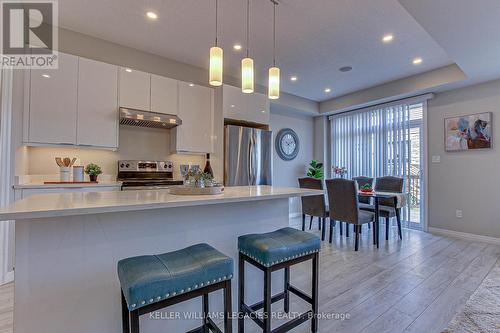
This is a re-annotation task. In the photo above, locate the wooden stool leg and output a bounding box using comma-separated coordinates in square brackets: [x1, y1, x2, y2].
[224, 280, 233, 333]
[284, 267, 290, 313]
[121, 290, 130, 333]
[311, 253, 319, 332]
[264, 267, 272, 333]
[238, 253, 245, 333]
[130, 310, 139, 333]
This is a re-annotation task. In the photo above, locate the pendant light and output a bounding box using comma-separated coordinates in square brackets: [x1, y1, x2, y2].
[241, 0, 254, 93]
[209, 0, 223, 86]
[268, 0, 280, 99]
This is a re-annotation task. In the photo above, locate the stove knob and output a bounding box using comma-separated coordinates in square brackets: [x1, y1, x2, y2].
[120, 163, 125, 168]
[125, 163, 130, 168]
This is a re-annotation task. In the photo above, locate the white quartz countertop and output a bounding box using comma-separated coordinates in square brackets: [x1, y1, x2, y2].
[13, 182, 122, 189]
[0, 186, 322, 220]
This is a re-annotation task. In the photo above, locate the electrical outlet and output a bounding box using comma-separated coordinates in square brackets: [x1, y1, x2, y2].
[456, 210, 463, 218]
[432, 155, 441, 163]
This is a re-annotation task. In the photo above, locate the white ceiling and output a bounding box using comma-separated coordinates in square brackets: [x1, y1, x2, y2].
[58, 0, 453, 102]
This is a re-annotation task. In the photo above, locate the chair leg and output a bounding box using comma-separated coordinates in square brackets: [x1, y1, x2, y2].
[321, 218, 326, 241]
[385, 217, 389, 241]
[130, 310, 139, 333]
[121, 290, 130, 333]
[309, 216, 313, 230]
[396, 209, 402, 240]
[355, 225, 360, 251]
[368, 223, 371, 229]
[329, 219, 334, 243]
[238, 253, 245, 333]
[339, 222, 343, 236]
[372, 221, 376, 245]
[202, 293, 209, 333]
[346, 223, 350, 237]
[263, 267, 272, 333]
[302, 214, 306, 231]
[318, 217, 321, 230]
[311, 253, 319, 332]
[284, 267, 290, 313]
[224, 280, 233, 333]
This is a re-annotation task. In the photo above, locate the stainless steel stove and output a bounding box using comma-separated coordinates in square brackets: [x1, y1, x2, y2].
[117, 160, 183, 190]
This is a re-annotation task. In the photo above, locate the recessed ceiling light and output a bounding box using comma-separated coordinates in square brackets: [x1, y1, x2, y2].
[125, 68, 132, 73]
[41, 74, 50, 78]
[188, 83, 195, 87]
[233, 44, 242, 51]
[290, 76, 298, 81]
[146, 11, 158, 20]
[382, 34, 394, 43]
[339, 66, 353, 73]
[324, 88, 331, 93]
[413, 57, 423, 65]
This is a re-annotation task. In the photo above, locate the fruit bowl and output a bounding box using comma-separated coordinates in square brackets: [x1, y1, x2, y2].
[360, 188, 373, 193]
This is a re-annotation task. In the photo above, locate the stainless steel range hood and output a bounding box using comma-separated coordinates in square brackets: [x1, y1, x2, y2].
[119, 108, 182, 129]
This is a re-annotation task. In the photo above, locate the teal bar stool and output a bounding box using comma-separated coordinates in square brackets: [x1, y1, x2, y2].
[118, 243, 233, 333]
[238, 227, 321, 333]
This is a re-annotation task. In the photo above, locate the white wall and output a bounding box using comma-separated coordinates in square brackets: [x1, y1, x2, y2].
[270, 107, 314, 215]
[428, 79, 500, 238]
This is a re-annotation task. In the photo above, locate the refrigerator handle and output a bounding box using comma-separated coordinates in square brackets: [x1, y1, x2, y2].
[248, 133, 255, 185]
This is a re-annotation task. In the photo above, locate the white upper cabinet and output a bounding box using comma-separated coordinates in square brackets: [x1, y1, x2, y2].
[118, 68, 150, 110]
[245, 91, 270, 124]
[151, 74, 178, 115]
[222, 84, 270, 125]
[172, 82, 214, 153]
[28, 53, 78, 145]
[77, 58, 118, 148]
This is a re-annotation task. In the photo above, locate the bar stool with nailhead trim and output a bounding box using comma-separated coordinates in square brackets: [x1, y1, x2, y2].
[237, 227, 321, 333]
[117, 243, 233, 333]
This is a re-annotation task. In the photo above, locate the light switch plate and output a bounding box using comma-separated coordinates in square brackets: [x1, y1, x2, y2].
[432, 155, 441, 163]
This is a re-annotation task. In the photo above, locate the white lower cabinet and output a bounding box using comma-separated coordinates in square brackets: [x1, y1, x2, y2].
[15, 186, 121, 200]
[171, 82, 214, 153]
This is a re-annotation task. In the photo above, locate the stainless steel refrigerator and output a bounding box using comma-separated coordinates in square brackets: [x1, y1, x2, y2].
[224, 125, 273, 186]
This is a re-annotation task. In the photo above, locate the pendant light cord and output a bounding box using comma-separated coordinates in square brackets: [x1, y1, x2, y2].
[273, 1, 276, 67]
[215, 0, 218, 46]
[246, 0, 250, 57]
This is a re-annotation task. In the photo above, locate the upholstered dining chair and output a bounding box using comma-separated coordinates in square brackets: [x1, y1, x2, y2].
[353, 176, 374, 230]
[360, 176, 404, 240]
[298, 177, 329, 241]
[325, 178, 375, 251]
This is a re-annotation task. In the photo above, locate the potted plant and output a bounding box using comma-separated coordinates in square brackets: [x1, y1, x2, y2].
[359, 184, 373, 193]
[306, 160, 324, 179]
[85, 163, 102, 182]
[333, 166, 348, 178]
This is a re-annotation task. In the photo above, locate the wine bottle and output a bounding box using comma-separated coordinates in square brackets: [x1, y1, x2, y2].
[203, 153, 213, 177]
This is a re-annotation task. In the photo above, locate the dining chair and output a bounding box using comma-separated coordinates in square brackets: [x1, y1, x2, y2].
[360, 176, 404, 240]
[298, 177, 329, 241]
[325, 178, 375, 251]
[353, 176, 374, 230]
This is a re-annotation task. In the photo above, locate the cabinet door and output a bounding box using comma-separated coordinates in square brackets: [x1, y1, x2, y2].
[246, 92, 270, 125]
[29, 53, 78, 144]
[222, 84, 246, 121]
[77, 58, 118, 148]
[151, 74, 178, 115]
[118, 68, 150, 110]
[175, 82, 214, 153]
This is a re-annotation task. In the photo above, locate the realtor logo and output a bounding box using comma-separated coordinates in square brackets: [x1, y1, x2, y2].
[1, 0, 58, 68]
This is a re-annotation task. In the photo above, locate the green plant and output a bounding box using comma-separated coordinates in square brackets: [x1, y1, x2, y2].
[84, 163, 102, 176]
[361, 184, 372, 190]
[306, 160, 324, 179]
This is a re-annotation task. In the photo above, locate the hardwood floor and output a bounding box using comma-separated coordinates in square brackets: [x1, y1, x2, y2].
[0, 218, 498, 333]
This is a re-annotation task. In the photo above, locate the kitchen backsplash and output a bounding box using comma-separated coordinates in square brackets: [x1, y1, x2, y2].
[16, 126, 206, 182]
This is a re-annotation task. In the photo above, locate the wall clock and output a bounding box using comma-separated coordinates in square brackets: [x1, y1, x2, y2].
[275, 128, 300, 161]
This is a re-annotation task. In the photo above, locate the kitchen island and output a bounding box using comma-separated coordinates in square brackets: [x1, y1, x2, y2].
[0, 186, 321, 333]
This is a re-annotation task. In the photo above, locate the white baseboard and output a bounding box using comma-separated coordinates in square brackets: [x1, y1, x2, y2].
[1, 270, 14, 285]
[428, 227, 500, 245]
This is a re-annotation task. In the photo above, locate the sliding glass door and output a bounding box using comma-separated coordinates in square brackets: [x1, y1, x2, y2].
[330, 100, 426, 230]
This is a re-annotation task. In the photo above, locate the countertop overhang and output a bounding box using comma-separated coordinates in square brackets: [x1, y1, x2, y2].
[0, 186, 322, 220]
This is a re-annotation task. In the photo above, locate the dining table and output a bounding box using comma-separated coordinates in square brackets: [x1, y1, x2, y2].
[358, 191, 407, 248]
